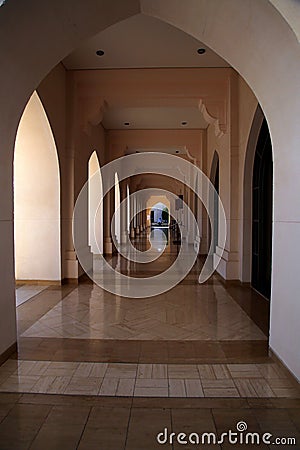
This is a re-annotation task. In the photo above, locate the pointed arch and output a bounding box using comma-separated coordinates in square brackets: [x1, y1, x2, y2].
[14, 91, 61, 281]
[209, 151, 220, 255]
[88, 151, 103, 254]
[242, 105, 264, 282]
[114, 172, 121, 244]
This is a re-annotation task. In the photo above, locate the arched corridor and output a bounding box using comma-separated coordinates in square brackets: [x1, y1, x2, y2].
[0, 1, 300, 447]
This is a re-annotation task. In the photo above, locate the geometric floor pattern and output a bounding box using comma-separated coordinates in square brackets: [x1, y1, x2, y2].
[20, 283, 267, 341]
[3, 235, 298, 447]
[0, 359, 299, 398]
[16, 284, 49, 307]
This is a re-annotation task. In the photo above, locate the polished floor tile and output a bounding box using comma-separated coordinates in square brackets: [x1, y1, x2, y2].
[0, 360, 299, 399]
[16, 284, 50, 307]
[0, 392, 299, 449]
[19, 265, 267, 343]
[6, 235, 300, 446]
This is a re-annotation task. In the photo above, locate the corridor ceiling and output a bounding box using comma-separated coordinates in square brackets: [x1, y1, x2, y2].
[63, 14, 229, 131]
[63, 14, 229, 70]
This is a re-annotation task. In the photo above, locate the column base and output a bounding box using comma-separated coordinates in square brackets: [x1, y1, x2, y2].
[64, 250, 79, 279]
[120, 232, 128, 244]
[214, 246, 239, 280]
[103, 238, 113, 255]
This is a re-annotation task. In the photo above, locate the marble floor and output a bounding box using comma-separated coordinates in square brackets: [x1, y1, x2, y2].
[1, 233, 299, 448]
[0, 359, 299, 399]
[0, 394, 299, 449]
[16, 284, 49, 307]
[20, 282, 267, 341]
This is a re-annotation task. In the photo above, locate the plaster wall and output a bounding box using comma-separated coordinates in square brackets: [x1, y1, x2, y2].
[14, 92, 61, 281]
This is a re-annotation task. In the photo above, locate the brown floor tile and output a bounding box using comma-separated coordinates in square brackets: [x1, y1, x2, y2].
[30, 405, 90, 450]
[78, 406, 130, 450]
[0, 403, 51, 449]
[126, 408, 172, 450]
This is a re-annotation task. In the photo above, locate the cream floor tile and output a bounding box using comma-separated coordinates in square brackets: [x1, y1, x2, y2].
[137, 364, 153, 379]
[203, 387, 240, 398]
[197, 365, 216, 380]
[135, 379, 168, 389]
[201, 379, 236, 389]
[90, 363, 108, 378]
[212, 364, 231, 379]
[46, 376, 72, 394]
[105, 364, 137, 378]
[99, 378, 119, 396]
[168, 364, 199, 379]
[13, 360, 37, 376]
[184, 379, 204, 397]
[227, 364, 262, 378]
[201, 379, 240, 398]
[26, 361, 51, 376]
[73, 363, 94, 378]
[152, 364, 168, 379]
[234, 379, 258, 397]
[31, 376, 57, 393]
[134, 379, 169, 396]
[116, 379, 135, 396]
[44, 362, 79, 377]
[250, 379, 275, 397]
[168, 379, 186, 397]
[64, 377, 102, 395]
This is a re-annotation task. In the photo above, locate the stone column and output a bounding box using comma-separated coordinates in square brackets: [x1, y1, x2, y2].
[120, 180, 128, 245]
[135, 198, 140, 235]
[130, 192, 135, 239]
[103, 188, 113, 254]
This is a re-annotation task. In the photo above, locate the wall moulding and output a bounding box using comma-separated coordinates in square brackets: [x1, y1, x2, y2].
[199, 99, 226, 137]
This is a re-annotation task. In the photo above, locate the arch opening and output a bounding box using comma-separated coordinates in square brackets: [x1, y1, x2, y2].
[150, 202, 170, 228]
[251, 118, 273, 300]
[209, 151, 220, 256]
[114, 172, 121, 245]
[14, 91, 61, 287]
[88, 151, 103, 254]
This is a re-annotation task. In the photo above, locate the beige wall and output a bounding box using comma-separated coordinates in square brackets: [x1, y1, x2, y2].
[88, 151, 103, 254]
[14, 92, 61, 281]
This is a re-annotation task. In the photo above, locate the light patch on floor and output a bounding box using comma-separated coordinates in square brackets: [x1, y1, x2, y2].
[16, 285, 49, 307]
[0, 360, 298, 398]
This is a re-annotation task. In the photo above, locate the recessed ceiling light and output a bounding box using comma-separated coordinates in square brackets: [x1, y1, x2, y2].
[124, 122, 130, 126]
[197, 48, 206, 55]
[181, 121, 187, 126]
[96, 50, 105, 56]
